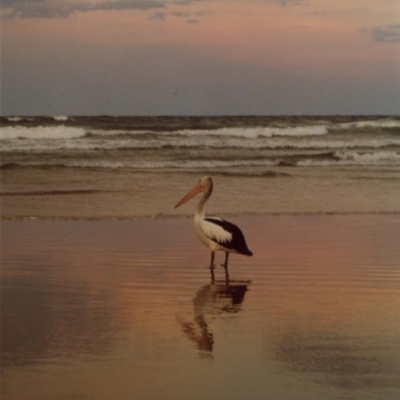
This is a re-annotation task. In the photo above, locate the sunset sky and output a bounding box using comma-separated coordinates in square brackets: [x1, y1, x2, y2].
[1, 0, 400, 115]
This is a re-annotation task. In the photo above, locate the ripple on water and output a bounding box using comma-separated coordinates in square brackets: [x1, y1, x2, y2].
[1, 216, 400, 400]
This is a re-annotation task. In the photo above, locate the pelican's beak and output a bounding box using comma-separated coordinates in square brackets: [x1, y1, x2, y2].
[175, 183, 204, 208]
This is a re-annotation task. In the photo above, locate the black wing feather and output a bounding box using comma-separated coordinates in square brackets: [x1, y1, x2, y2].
[204, 218, 253, 256]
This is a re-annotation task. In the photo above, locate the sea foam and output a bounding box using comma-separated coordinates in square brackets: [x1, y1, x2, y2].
[334, 150, 400, 165]
[54, 116, 69, 121]
[298, 151, 400, 166]
[337, 119, 400, 130]
[175, 125, 328, 138]
[0, 126, 86, 140]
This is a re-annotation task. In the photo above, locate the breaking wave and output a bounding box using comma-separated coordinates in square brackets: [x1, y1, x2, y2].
[0, 126, 86, 140]
[337, 119, 400, 130]
[54, 116, 69, 121]
[1, 116, 400, 169]
[174, 125, 329, 138]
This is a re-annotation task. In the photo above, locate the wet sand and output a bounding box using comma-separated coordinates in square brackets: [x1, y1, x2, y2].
[2, 167, 400, 219]
[1, 215, 400, 400]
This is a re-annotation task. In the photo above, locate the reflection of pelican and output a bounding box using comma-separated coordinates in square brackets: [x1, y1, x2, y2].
[178, 280, 251, 356]
[175, 176, 253, 278]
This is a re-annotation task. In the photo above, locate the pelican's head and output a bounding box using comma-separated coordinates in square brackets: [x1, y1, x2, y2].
[174, 176, 213, 208]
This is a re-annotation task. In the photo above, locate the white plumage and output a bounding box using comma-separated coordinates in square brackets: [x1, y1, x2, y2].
[199, 218, 233, 248]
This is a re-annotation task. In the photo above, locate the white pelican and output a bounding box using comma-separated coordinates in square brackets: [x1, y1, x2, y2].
[175, 176, 253, 277]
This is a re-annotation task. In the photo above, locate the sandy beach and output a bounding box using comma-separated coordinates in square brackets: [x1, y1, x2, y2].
[2, 167, 400, 219]
[2, 214, 400, 400]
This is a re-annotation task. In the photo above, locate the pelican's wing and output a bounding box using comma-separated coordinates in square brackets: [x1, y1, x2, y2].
[203, 217, 252, 255]
[200, 217, 233, 247]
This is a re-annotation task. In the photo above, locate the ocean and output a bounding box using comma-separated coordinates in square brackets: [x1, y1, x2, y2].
[1, 115, 400, 218]
[2, 115, 400, 170]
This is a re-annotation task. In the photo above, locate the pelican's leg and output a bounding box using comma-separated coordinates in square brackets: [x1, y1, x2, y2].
[209, 251, 215, 269]
[223, 252, 230, 284]
[221, 252, 229, 268]
[210, 266, 215, 284]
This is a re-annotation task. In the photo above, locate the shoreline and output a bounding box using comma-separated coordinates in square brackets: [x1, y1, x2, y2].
[2, 210, 400, 221]
[2, 167, 400, 219]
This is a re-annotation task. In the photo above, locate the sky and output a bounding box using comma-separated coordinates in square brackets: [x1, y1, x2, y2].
[1, 0, 400, 115]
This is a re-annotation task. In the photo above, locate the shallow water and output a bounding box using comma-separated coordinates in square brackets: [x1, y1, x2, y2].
[1, 216, 400, 400]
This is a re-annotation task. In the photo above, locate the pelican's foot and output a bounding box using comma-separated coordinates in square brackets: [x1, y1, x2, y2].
[210, 265, 216, 284]
[223, 269, 230, 284]
[221, 252, 229, 270]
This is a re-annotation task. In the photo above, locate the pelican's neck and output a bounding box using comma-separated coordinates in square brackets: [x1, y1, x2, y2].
[195, 183, 213, 219]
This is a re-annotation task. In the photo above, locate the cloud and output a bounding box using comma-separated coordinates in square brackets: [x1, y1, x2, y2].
[170, 9, 204, 24]
[271, 0, 307, 6]
[0, 0, 304, 19]
[171, 11, 190, 18]
[371, 23, 400, 44]
[149, 10, 166, 21]
[0, 0, 166, 19]
[193, 10, 210, 17]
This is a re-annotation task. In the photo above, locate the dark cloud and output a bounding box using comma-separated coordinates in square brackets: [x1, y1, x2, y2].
[171, 11, 190, 18]
[0, 0, 302, 19]
[371, 23, 400, 43]
[271, 0, 307, 6]
[193, 10, 210, 17]
[170, 10, 201, 24]
[149, 10, 166, 20]
[1, 0, 166, 19]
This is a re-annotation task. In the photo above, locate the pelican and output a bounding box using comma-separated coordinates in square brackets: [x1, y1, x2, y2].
[175, 176, 253, 277]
